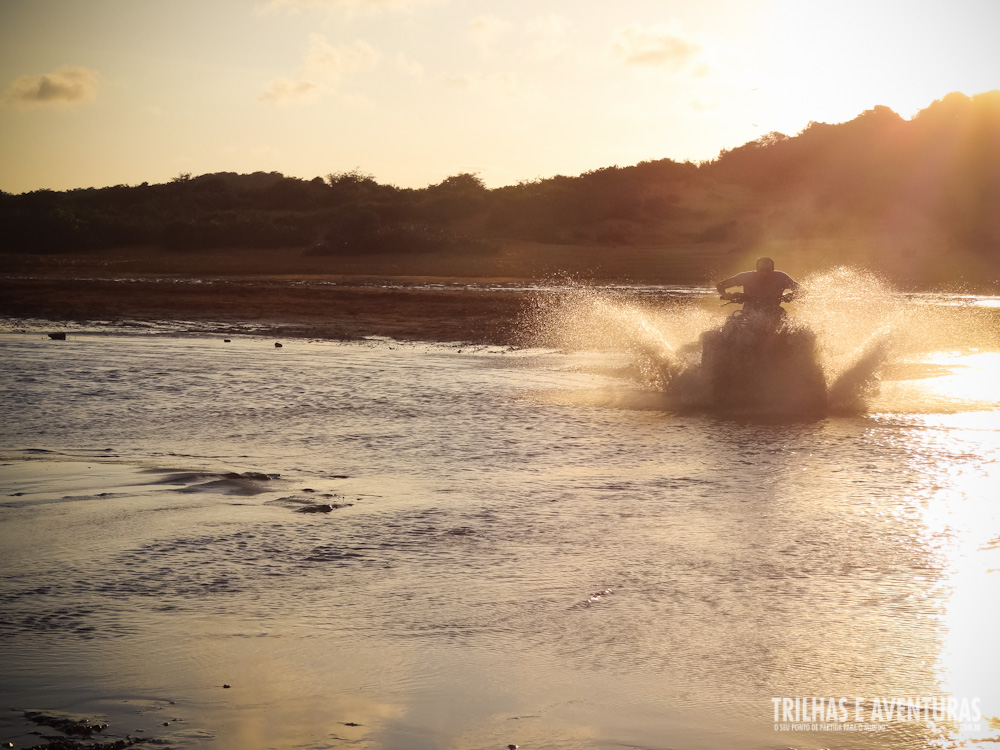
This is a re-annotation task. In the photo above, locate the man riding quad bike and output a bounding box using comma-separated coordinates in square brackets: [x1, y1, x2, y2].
[700, 258, 825, 413]
[716, 256, 798, 317]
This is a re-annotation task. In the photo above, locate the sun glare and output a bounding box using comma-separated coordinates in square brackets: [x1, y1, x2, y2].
[760, 0, 995, 138]
[919, 445, 1000, 742]
[920, 353, 1000, 407]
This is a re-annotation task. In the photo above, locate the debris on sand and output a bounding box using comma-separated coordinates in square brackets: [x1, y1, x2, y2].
[23, 711, 107, 738]
[294, 502, 353, 514]
[18, 710, 158, 749]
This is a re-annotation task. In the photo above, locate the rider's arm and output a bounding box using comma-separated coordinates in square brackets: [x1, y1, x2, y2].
[716, 275, 739, 295]
[782, 276, 800, 300]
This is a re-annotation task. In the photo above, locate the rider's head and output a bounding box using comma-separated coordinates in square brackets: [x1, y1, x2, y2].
[755, 257, 775, 273]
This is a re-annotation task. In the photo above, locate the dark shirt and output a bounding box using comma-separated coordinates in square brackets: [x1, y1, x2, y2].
[717, 270, 798, 311]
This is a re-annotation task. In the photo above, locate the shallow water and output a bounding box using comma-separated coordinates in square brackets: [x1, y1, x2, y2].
[1, 281, 999, 750]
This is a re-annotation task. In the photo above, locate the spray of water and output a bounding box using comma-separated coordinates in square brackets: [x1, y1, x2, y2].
[794, 267, 907, 412]
[525, 282, 716, 392]
[524, 268, 998, 416]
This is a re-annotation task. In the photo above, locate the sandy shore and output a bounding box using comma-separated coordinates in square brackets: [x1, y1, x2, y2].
[0, 460, 387, 750]
[5, 240, 992, 345]
[0, 276, 537, 345]
[0, 242, 731, 345]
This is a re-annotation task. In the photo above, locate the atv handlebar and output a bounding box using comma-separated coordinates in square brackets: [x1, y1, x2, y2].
[719, 291, 795, 305]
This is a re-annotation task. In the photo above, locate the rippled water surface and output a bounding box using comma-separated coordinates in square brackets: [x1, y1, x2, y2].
[1, 284, 999, 750]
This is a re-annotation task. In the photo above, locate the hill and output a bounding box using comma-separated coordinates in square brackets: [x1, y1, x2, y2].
[1, 90, 998, 289]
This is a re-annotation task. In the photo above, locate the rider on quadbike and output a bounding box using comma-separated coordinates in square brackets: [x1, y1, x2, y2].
[701, 257, 823, 411]
[715, 256, 799, 324]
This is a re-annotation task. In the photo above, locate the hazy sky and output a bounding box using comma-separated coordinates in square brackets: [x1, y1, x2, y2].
[1, 0, 997, 193]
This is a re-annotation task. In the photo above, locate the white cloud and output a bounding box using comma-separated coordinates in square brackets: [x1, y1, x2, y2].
[610, 24, 706, 74]
[446, 71, 534, 100]
[395, 53, 425, 79]
[259, 34, 378, 105]
[303, 35, 379, 79]
[522, 15, 571, 63]
[3, 66, 99, 109]
[258, 77, 322, 104]
[261, 0, 444, 13]
[470, 14, 572, 63]
[470, 15, 513, 56]
[689, 97, 719, 112]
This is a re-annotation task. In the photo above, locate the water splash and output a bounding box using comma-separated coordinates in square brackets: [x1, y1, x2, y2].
[795, 267, 906, 412]
[525, 282, 714, 391]
[525, 268, 997, 416]
[825, 323, 896, 411]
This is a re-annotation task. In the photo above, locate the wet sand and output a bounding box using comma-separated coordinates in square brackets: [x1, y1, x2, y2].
[3, 239, 991, 345]
[0, 243, 731, 345]
[0, 459, 393, 750]
[0, 276, 532, 344]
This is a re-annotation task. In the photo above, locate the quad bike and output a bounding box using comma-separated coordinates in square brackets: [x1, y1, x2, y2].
[698, 292, 827, 414]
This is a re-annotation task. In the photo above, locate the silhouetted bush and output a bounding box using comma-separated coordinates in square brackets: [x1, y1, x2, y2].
[309, 200, 497, 255]
[162, 214, 312, 251]
[2, 90, 998, 262]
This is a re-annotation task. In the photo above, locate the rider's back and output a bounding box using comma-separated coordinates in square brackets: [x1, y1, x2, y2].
[729, 270, 795, 309]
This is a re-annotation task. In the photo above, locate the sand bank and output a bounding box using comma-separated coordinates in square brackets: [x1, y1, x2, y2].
[0, 276, 533, 344]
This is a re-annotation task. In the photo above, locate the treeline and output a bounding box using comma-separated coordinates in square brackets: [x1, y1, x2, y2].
[1, 90, 998, 258]
[0, 160, 699, 256]
[705, 91, 1000, 252]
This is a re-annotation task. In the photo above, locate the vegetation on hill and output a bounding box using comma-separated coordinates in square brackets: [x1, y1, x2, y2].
[1, 90, 998, 283]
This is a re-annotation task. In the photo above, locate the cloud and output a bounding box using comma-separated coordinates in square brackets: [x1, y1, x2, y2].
[610, 25, 705, 73]
[258, 77, 322, 104]
[470, 14, 571, 62]
[3, 66, 99, 109]
[302, 35, 379, 79]
[689, 97, 719, 112]
[259, 34, 378, 105]
[470, 15, 513, 56]
[522, 15, 571, 63]
[446, 71, 534, 100]
[395, 53, 424, 79]
[261, 0, 443, 13]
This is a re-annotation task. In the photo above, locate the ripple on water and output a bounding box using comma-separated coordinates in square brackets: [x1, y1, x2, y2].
[1, 319, 998, 749]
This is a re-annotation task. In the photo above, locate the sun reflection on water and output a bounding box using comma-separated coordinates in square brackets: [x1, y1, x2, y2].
[901, 411, 1000, 747]
[919, 352, 1000, 406]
